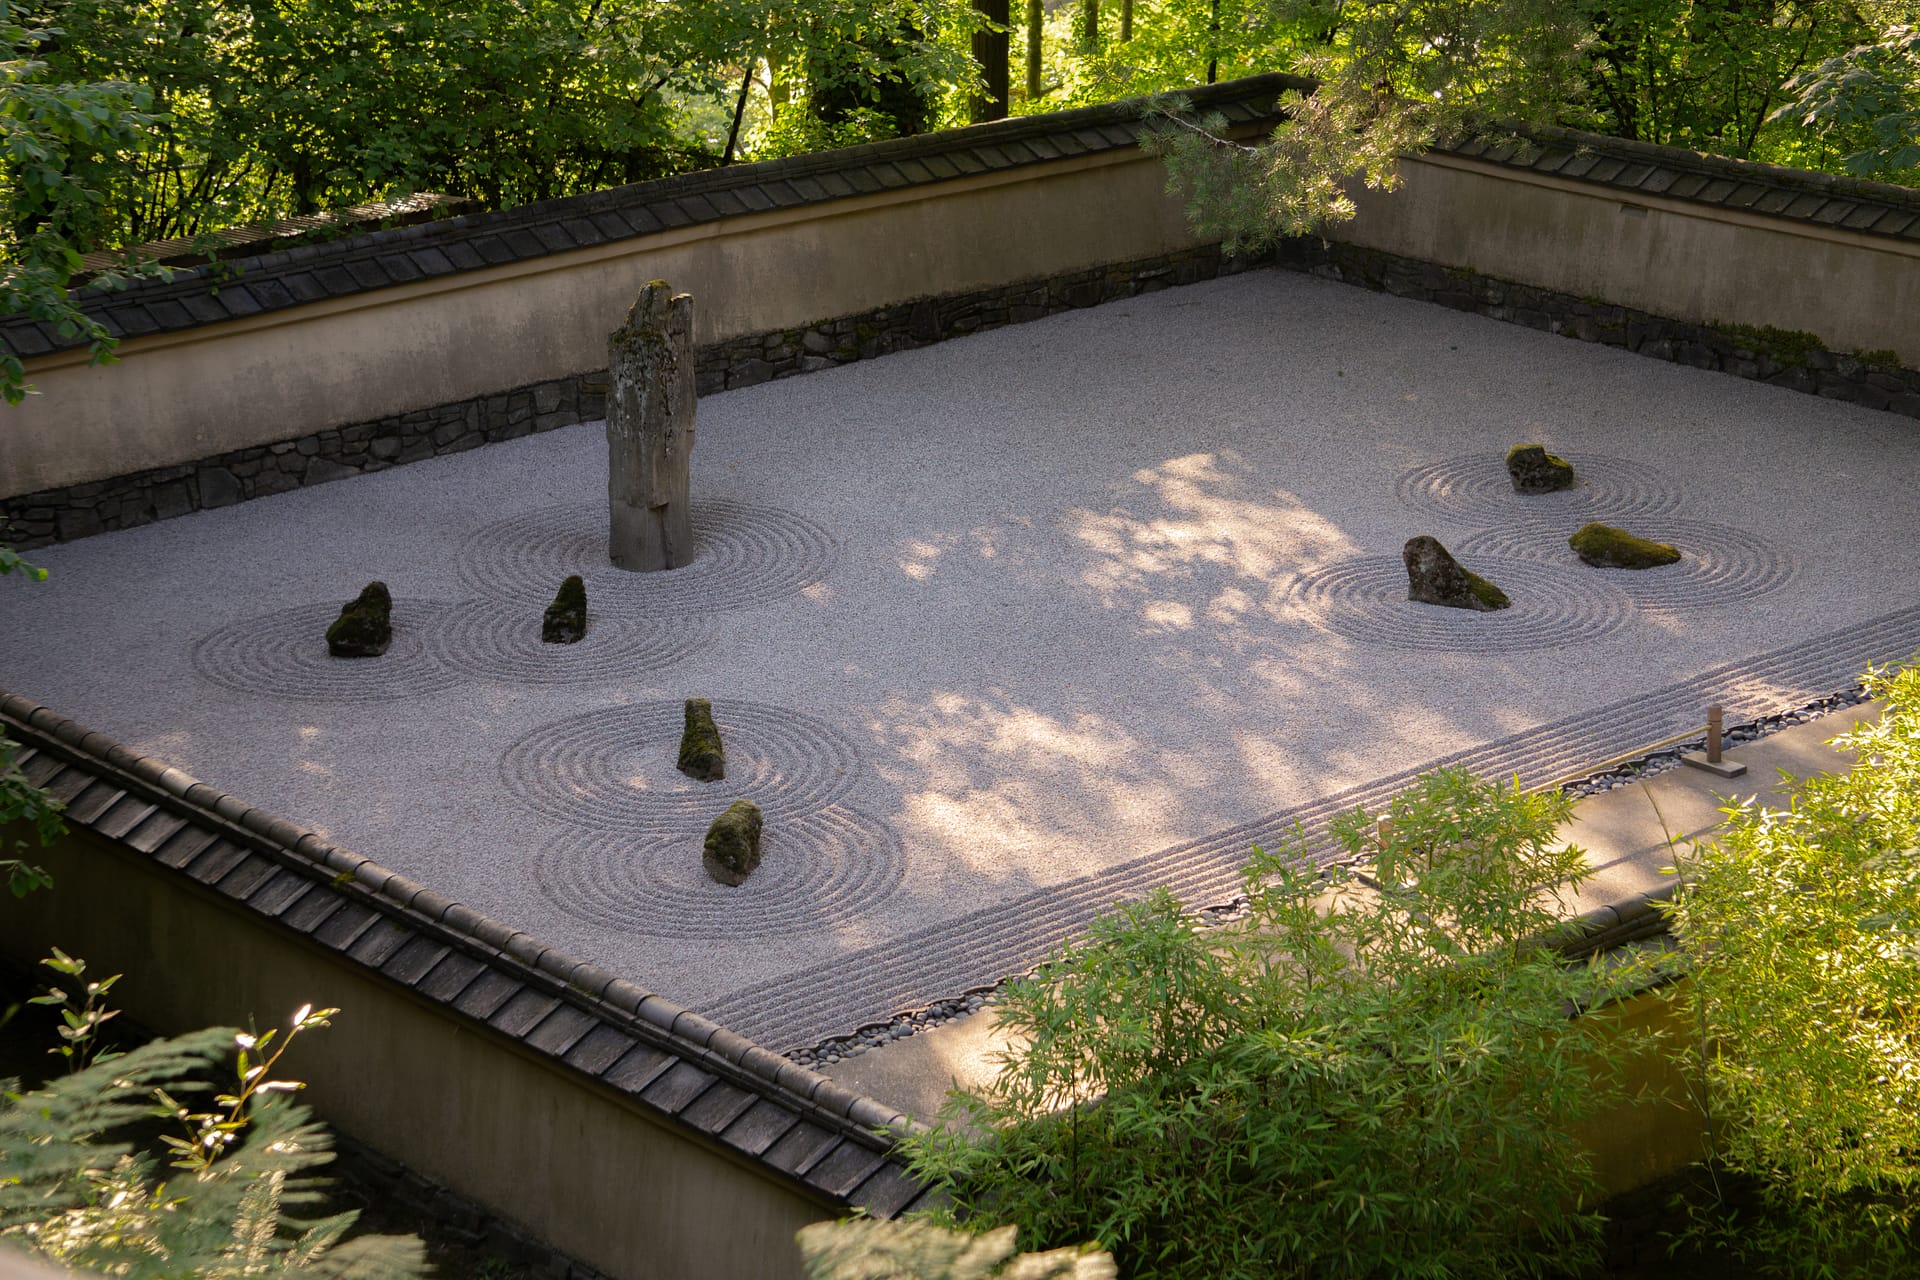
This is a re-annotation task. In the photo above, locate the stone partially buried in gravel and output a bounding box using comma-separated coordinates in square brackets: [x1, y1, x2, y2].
[703, 798, 763, 886]
[1569, 522, 1682, 569]
[541, 575, 587, 643]
[677, 697, 724, 780]
[1404, 536, 1511, 611]
[1506, 444, 1576, 494]
[324, 581, 392, 657]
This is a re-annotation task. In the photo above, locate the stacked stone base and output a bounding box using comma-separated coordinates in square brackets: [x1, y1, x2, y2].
[1274, 238, 1920, 415]
[1, 245, 1248, 550]
[9, 235, 1917, 551]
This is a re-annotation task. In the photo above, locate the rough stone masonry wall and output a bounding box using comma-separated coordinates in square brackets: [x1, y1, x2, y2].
[10, 231, 1920, 552]
[1275, 238, 1920, 415]
[0, 245, 1242, 551]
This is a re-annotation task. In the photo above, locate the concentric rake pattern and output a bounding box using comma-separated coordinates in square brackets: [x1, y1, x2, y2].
[1395, 452, 1686, 527]
[498, 700, 861, 832]
[191, 601, 466, 702]
[505, 699, 903, 936]
[534, 807, 905, 938]
[1286, 555, 1637, 652]
[456, 499, 838, 615]
[1454, 519, 1795, 611]
[422, 600, 715, 684]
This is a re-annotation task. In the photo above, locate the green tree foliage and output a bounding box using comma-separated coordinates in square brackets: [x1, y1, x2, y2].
[1, 997, 428, 1278]
[1665, 663, 1920, 1276]
[906, 768, 1652, 1280]
[1773, 19, 1920, 180]
[798, 1219, 1115, 1280]
[1, 0, 167, 402]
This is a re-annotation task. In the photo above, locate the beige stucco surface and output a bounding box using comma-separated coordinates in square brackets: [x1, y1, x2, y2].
[0, 827, 832, 1280]
[2, 152, 1194, 498]
[1340, 154, 1920, 367]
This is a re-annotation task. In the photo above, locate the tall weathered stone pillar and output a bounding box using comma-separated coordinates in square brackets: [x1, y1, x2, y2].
[607, 280, 696, 571]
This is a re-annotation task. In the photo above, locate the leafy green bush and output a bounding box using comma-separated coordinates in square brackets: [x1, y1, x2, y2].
[906, 767, 1653, 1280]
[1666, 663, 1920, 1276]
[1, 990, 427, 1278]
[798, 1219, 1114, 1280]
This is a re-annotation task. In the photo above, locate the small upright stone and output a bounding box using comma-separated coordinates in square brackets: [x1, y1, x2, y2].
[325, 582, 392, 657]
[1404, 536, 1511, 611]
[703, 799, 763, 886]
[677, 697, 724, 781]
[542, 575, 588, 644]
[1506, 444, 1576, 494]
[1569, 522, 1682, 569]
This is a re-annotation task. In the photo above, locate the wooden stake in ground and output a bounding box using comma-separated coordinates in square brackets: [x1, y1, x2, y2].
[607, 280, 696, 571]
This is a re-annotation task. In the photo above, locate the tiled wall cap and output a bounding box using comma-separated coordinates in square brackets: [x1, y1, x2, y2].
[670, 1009, 723, 1048]
[211, 793, 253, 824]
[352, 862, 396, 896]
[702, 1027, 757, 1066]
[600, 980, 652, 1016]
[772, 1060, 829, 1102]
[439, 902, 488, 936]
[407, 889, 458, 921]
[632, 992, 685, 1028]
[503, 932, 549, 968]
[560, 962, 620, 1000]
[464, 914, 518, 952]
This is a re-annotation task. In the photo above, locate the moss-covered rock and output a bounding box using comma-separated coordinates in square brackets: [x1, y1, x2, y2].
[542, 575, 588, 644]
[677, 697, 724, 781]
[1568, 522, 1681, 569]
[703, 798, 762, 886]
[1404, 536, 1511, 611]
[325, 582, 392, 657]
[1505, 444, 1576, 494]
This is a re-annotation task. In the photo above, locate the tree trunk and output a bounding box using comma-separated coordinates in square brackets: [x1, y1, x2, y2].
[971, 0, 1011, 121]
[1026, 0, 1042, 98]
[1081, 0, 1097, 53]
[606, 280, 697, 572]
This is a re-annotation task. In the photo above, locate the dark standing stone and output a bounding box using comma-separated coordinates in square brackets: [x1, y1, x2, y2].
[1404, 536, 1511, 611]
[1505, 444, 1576, 494]
[703, 799, 762, 886]
[677, 697, 724, 781]
[541, 575, 588, 644]
[1568, 522, 1682, 569]
[326, 582, 393, 657]
[607, 280, 696, 571]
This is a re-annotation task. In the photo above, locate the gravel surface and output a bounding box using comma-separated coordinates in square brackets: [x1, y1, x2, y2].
[5, 269, 1918, 1052]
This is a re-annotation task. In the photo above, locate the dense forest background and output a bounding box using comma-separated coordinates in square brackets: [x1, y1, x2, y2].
[4, 0, 1918, 266]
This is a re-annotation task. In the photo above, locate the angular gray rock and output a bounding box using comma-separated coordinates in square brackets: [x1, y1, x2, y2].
[1404, 536, 1511, 611]
[1505, 444, 1575, 494]
[607, 280, 696, 571]
[703, 799, 763, 886]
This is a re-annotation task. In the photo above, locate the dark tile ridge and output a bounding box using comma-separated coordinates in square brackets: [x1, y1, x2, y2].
[0, 74, 1301, 358]
[0, 688, 927, 1210]
[1436, 121, 1920, 226]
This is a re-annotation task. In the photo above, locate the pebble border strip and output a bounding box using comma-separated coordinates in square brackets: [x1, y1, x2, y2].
[752, 602, 1920, 1059]
[786, 680, 1877, 1069]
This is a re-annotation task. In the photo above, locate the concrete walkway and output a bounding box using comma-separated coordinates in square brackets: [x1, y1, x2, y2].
[822, 701, 1880, 1121]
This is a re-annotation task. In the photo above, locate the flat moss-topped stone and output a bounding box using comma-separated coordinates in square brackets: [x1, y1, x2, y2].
[703, 798, 763, 886]
[1506, 444, 1576, 494]
[1404, 536, 1511, 611]
[1569, 522, 1682, 569]
[542, 575, 587, 644]
[325, 581, 392, 657]
[677, 697, 724, 781]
